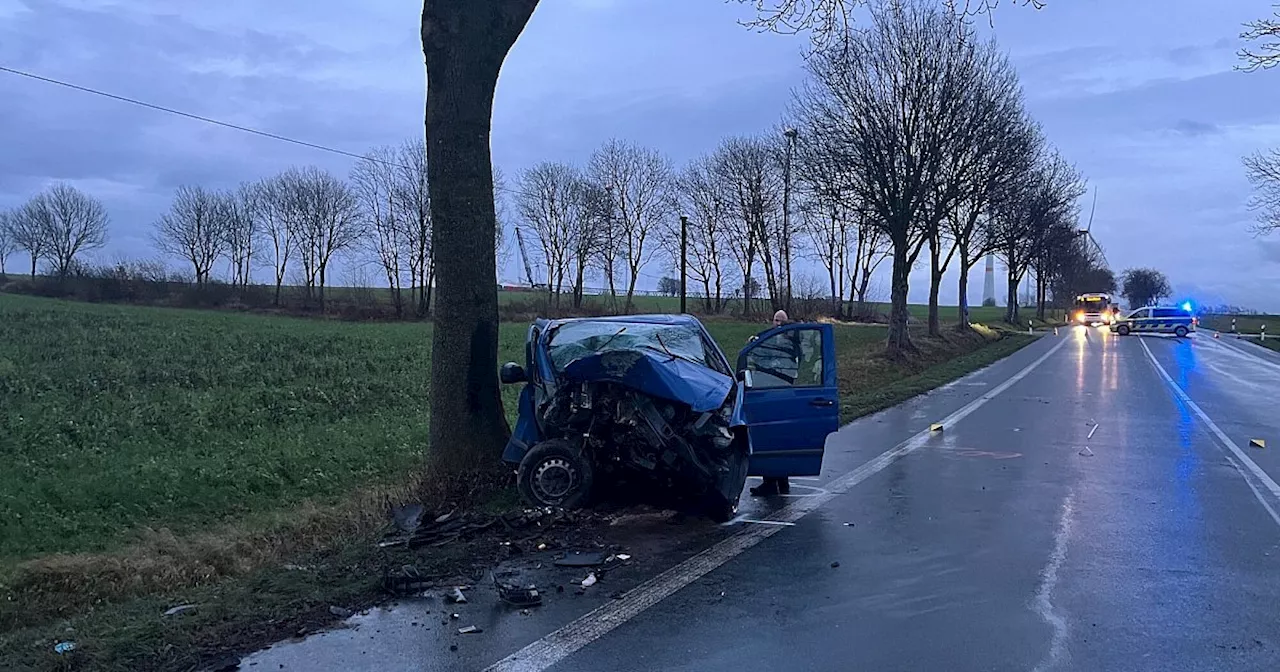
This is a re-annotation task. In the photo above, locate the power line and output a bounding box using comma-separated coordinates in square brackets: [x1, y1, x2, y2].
[1, 64, 392, 165]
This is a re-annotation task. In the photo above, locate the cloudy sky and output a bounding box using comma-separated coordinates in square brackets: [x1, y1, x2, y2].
[2, 0, 1279, 310]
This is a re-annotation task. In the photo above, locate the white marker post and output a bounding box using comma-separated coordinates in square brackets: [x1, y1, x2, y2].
[1028, 321, 1033, 335]
[1263, 324, 1268, 342]
[1232, 317, 1238, 333]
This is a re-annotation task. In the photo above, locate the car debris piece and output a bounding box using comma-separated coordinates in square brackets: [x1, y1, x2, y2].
[555, 550, 605, 567]
[54, 641, 76, 654]
[446, 587, 468, 604]
[831, 561, 841, 568]
[163, 604, 198, 617]
[581, 572, 598, 588]
[616, 554, 632, 561]
[496, 581, 542, 607]
[451, 613, 460, 620]
[383, 565, 431, 595]
[458, 625, 483, 634]
[329, 606, 353, 618]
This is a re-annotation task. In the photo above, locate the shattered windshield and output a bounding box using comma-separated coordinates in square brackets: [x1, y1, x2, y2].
[548, 321, 712, 372]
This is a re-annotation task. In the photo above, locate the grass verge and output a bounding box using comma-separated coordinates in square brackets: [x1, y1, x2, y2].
[0, 292, 1035, 670]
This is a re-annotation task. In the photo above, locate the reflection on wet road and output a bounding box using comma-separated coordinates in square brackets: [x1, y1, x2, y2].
[245, 327, 1280, 672]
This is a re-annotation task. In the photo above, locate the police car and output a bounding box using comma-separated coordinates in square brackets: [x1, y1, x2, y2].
[1111, 305, 1197, 337]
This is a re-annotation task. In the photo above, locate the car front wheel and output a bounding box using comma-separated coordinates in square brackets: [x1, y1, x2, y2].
[517, 439, 594, 509]
[1116, 325, 1130, 336]
[1175, 326, 1189, 338]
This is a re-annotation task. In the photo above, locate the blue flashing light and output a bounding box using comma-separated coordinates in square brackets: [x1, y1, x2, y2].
[1181, 301, 1193, 313]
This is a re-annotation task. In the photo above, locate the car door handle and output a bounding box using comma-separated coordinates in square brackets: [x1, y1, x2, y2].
[809, 398, 835, 407]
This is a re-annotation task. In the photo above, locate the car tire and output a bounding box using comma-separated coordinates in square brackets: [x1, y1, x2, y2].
[517, 439, 594, 509]
[1175, 326, 1189, 338]
[1116, 325, 1130, 336]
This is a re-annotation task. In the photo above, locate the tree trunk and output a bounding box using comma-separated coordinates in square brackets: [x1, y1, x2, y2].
[319, 265, 327, 313]
[956, 249, 971, 329]
[927, 234, 942, 337]
[30, 252, 37, 279]
[425, 264, 435, 316]
[274, 277, 283, 306]
[422, 0, 534, 474]
[886, 238, 914, 358]
[1006, 270, 1020, 325]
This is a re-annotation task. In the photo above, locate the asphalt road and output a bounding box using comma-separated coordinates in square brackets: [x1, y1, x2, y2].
[244, 327, 1280, 672]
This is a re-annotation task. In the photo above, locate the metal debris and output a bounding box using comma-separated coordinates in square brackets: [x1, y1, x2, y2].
[616, 554, 632, 561]
[496, 581, 542, 607]
[555, 550, 605, 567]
[458, 625, 482, 634]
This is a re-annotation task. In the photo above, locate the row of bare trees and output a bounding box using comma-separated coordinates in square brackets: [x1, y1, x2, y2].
[0, 184, 109, 279]
[790, 1, 1093, 355]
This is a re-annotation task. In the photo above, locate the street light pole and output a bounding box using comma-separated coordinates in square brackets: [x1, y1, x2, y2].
[782, 127, 798, 313]
[679, 214, 688, 314]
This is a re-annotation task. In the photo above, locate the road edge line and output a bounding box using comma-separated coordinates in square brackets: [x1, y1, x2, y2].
[484, 337, 1070, 672]
[1139, 339, 1280, 522]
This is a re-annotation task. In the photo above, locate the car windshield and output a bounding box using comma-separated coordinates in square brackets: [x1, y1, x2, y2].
[548, 321, 711, 372]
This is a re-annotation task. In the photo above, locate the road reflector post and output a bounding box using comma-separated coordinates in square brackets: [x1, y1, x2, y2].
[1028, 321, 1033, 335]
[1251, 439, 1266, 449]
[1263, 325, 1267, 342]
[1232, 318, 1237, 333]
[930, 423, 944, 432]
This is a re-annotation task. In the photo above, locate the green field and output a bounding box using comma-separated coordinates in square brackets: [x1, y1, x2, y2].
[1198, 313, 1279, 335]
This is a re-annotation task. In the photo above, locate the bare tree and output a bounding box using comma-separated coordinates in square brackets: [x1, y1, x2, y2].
[153, 185, 228, 285]
[26, 184, 109, 278]
[391, 139, 434, 316]
[848, 209, 890, 319]
[794, 2, 982, 356]
[588, 139, 675, 312]
[515, 162, 605, 308]
[284, 167, 363, 312]
[354, 146, 408, 317]
[672, 154, 733, 313]
[6, 204, 44, 278]
[737, 0, 1043, 50]
[1244, 150, 1280, 236]
[0, 209, 17, 276]
[258, 175, 295, 306]
[713, 136, 784, 316]
[222, 183, 263, 288]
[1241, 5, 1280, 72]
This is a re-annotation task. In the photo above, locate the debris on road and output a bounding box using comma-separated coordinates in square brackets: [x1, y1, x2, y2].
[328, 606, 353, 618]
[831, 561, 841, 568]
[496, 582, 542, 607]
[1251, 439, 1266, 449]
[555, 550, 605, 567]
[1079, 447, 1094, 457]
[930, 423, 944, 432]
[843, 522, 855, 527]
[446, 587, 468, 604]
[383, 564, 431, 595]
[54, 641, 77, 654]
[581, 572, 598, 588]
[458, 625, 483, 635]
[163, 604, 198, 617]
[451, 613, 460, 620]
[616, 553, 632, 561]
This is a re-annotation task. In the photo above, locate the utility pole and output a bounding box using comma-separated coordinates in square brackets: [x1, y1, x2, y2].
[679, 214, 688, 314]
[782, 127, 798, 313]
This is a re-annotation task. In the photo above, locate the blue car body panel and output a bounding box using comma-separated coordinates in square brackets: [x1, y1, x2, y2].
[560, 350, 733, 413]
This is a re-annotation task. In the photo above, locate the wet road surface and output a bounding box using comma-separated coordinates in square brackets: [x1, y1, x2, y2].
[245, 327, 1280, 672]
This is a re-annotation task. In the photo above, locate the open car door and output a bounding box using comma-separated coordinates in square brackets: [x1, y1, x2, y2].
[736, 322, 838, 477]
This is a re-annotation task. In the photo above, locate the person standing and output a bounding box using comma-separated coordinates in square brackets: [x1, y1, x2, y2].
[749, 310, 791, 497]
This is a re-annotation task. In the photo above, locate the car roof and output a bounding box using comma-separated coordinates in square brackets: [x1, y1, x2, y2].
[536, 314, 705, 329]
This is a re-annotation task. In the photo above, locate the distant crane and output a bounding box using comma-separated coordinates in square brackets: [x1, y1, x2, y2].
[514, 227, 542, 289]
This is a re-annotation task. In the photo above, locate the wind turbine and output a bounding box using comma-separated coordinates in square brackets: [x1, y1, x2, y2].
[1076, 186, 1108, 268]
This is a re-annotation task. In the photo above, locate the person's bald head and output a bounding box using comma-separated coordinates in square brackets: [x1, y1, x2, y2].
[772, 310, 789, 327]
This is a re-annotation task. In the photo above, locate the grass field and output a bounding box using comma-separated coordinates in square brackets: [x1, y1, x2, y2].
[1198, 313, 1279, 335]
[0, 292, 1033, 670]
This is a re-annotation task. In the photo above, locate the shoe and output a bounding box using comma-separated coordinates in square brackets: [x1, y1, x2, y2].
[777, 478, 791, 495]
[749, 478, 779, 497]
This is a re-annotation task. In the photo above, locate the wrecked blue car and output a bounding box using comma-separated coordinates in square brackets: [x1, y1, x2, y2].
[499, 314, 839, 521]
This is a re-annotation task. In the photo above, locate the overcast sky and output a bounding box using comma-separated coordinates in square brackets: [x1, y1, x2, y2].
[3, 0, 1280, 310]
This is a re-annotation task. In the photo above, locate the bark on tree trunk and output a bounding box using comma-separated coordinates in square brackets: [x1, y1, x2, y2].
[30, 253, 37, 279]
[956, 249, 971, 329]
[927, 235, 942, 337]
[422, 0, 535, 473]
[1006, 271, 1020, 325]
[886, 237, 914, 358]
[319, 265, 326, 313]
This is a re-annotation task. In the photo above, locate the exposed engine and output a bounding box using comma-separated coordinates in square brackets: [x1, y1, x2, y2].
[539, 381, 739, 492]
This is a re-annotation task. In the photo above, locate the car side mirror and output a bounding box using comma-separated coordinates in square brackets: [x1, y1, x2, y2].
[738, 369, 754, 390]
[499, 362, 527, 385]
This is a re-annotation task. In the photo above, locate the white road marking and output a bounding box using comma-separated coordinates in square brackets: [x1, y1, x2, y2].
[1032, 492, 1075, 672]
[1087, 423, 1099, 440]
[1139, 339, 1280, 526]
[484, 337, 1069, 672]
[738, 518, 796, 527]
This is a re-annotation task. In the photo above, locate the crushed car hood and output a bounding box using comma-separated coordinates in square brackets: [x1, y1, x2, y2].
[560, 349, 733, 413]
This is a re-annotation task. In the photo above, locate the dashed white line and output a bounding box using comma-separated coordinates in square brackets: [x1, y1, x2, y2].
[484, 337, 1069, 672]
[1032, 492, 1075, 672]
